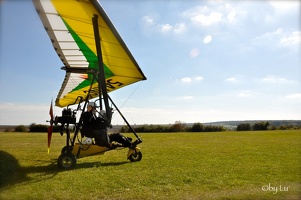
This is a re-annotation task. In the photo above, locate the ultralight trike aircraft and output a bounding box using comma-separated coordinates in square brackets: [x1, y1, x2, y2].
[33, 0, 147, 169]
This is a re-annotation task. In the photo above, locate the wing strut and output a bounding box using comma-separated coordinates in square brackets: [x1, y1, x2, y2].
[108, 95, 141, 141]
[92, 14, 111, 123]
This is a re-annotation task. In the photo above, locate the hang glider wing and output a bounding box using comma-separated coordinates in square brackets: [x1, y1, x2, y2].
[33, 0, 146, 107]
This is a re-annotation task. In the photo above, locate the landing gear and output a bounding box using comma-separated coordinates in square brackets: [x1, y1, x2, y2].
[128, 150, 142, 162]
[57, 153, 77, 170]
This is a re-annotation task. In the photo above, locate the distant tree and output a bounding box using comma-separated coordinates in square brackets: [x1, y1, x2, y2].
[52, 125, 61, 133]
[252, 122, 269, 131]
[4, 128, 12, 132]
[29, 123, 48, 132]
[237, 123, 251, 131]
[120, 125, 129, 133]
[14, 125, 28, 132]
[191, 123, 204, 132]
[279, 124, 301, 130]
[269, 125, 278, 130]
[170, 121, 186, 132]
[202, 125, 225, 132]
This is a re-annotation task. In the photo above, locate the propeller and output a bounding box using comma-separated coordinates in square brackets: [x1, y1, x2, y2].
[47, 100, 54, 154]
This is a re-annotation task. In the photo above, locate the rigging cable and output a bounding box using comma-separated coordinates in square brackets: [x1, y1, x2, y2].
[111, 80, 143, 120]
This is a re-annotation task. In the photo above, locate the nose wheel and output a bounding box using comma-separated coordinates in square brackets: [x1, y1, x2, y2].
[129, 151, 142, 162]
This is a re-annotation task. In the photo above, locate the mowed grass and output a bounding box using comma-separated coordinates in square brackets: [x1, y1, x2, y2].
[0, 130, 300, 200]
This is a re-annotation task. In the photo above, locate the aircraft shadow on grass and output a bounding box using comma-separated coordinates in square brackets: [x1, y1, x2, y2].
[0, 150, 128, 190]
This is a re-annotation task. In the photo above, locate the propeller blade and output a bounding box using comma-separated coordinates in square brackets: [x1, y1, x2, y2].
[47, 125, 53, 154]
[49, 100, 54, 121]
[48, 100, 54, 154]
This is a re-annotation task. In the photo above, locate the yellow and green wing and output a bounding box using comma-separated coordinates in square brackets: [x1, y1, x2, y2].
[33, 0, 146, 107]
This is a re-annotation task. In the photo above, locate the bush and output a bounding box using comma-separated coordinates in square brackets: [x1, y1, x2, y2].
[203, 125, 225, 132]
[131, 124, 173, 133]
[120, 121, 226, 133]
[14, 125, 28, 132]
[170, 121, 186, 132]
[191, 123, 204, 132]
[237, 123, 251, 131]
[279, 124, 301, 130]
[29, 123, 48, 132]
[252, 122, 269, 131]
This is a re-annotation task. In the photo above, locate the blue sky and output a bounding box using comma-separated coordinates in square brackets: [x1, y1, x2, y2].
[0, 0, 300, 126]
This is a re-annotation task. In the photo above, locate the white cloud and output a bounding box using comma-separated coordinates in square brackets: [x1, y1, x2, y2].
[181, 5, 209, 19]
[142, 1, 299, 45]
[191, 12, 223, 26]
[262, 75, 286, 83]
[262, 75, 295, 84]
[225, 77, 238, 83]
[269, 1, 300, 14]
[238, 91, 252, 97]
[251, 29, 300, 48]
[286, 93, 301, 99]
[157, 23, 187, 35]
[141, 14, 187, 35]
[181, 3, 242, 28]
[203, 35, 212, 44]
[181, 77, 192, 83]
[173, 23, 186, 34]
[180, 76, 203, 83]
[189, 48, 200, 58]
[252, 28, 282, 42]
[141, 15, 155, 26]
[195, 76, 204, 81]
[183, 96, 194, 100]
[280, 31, 301, 46]
[227, 11, 236, 23]
[159, 24, 173, 33]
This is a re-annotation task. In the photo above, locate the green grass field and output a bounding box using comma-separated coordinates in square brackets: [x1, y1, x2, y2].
[0, 130, 300, 200]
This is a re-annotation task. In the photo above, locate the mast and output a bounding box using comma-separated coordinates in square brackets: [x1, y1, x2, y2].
[92, 14, 111, 123]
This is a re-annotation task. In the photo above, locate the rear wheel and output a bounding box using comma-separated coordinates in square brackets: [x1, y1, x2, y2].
[57, 153, 76, 169]
[129, 151, 142, 162]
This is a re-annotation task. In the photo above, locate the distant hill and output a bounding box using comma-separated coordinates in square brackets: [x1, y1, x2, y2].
[203, 120, 301, 127]
[196, 120, 300, 130]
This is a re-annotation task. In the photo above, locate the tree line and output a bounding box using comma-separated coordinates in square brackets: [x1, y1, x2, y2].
[8, 121, 301, 133]
[13, 123, 62, 133]
[120, 121, 225, 133]
[121, 121, 300, 133]
[236, 122, 301, 131]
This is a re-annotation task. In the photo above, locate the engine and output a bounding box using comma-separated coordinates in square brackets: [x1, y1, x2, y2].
[55, 108, 76, 125]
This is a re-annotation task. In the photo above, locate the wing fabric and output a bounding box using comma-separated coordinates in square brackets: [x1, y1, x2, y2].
[33, 0, 146, 107]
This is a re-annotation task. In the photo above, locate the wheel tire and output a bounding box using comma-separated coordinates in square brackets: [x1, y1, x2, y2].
[61, 146, 73, 154]
[57, 153, 76, 170]
[129, 151, 142, 162]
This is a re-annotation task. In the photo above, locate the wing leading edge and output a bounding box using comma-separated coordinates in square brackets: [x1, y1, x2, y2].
[33, 0, 146, 107]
